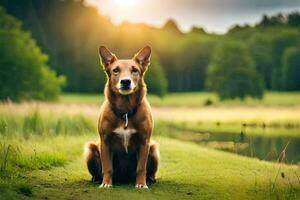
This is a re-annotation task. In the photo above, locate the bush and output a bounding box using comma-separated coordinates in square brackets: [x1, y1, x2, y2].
[144, 57, 168, 97]
[0, 7, 65, 101]
[282, 46, 300, 90]
[206, 41, 264, 100]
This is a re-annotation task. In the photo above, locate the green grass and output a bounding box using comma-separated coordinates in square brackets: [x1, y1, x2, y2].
[0, 108, 96, 138]
[0, 135, 89, 200]
[0, 135, 299, 200]
[58, 92, 300, 138]
[60, 92, 300, 107]
[1, 103, 299, 138]
[59, 93, 104, 105]
[1, 95, 300, 199]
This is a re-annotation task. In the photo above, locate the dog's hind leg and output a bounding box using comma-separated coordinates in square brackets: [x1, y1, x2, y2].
[84, 141, 102, 183]
[146, 140, 160, 185]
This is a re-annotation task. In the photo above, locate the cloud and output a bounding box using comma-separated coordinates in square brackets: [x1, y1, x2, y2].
[87, 0, 300, 33]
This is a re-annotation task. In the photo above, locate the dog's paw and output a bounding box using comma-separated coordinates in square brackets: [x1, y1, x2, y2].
[99, 183, 112, 188]
[146, 176, 157, 185]
[135, 184, 148, 189]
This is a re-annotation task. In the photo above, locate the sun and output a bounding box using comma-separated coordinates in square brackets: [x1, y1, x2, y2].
[114, 0, 138, 7]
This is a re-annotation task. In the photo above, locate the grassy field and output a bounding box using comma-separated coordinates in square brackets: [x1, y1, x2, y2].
[60, 92, 300, 138]
[1, 134, 300, 200]
[60, 92, 300, 107]
[0, 93, 300, 199]
[2, 101, 299, 137]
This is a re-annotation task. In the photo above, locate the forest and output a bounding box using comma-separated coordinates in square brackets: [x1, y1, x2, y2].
[0, 0, 300, 100]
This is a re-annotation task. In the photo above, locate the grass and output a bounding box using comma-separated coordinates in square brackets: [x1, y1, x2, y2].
[0, 93, 300, 199]
[58, 92, 300, 137]
[0, 107, 96, 137]
[152, 106, 300, 129]
[60, 92, 300, 107]
[0, 135, 89, 199]
[3, 99, 300, 135]
[1, 102, 299, 137]
[0, 135, 299, 200]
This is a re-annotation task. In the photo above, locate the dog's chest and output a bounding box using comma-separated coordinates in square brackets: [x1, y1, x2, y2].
[113, 127, 137, 153]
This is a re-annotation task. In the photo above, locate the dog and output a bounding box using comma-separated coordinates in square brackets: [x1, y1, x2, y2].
[84, 46, 160, 189]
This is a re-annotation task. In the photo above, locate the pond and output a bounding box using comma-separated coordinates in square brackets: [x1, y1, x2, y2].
[197, 131, 300, 164]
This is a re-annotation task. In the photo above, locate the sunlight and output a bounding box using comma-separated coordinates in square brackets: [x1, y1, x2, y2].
[114, 0, 138, 7]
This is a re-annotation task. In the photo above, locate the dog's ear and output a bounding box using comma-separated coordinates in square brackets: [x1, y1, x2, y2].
[133, 46, 151, 72]
[99, 46, 117, 73]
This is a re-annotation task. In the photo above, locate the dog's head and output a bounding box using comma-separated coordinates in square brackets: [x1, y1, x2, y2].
[99, 46, 151, 95]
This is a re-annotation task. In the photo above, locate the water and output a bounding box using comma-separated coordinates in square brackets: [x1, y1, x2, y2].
[196, 132, 300, 164]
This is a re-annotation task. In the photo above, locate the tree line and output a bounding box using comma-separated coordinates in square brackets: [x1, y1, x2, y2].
[0, 0, 300, 100]
[0, 7, 65, 101]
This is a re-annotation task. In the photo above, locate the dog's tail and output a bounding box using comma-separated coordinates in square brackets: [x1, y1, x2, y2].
[84, 141, 102, 182]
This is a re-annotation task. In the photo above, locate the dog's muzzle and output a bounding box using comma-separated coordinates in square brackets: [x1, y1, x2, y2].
[120, 79, 132, 90]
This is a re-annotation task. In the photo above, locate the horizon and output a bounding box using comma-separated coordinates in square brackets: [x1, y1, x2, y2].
[86, 0, 300, 33]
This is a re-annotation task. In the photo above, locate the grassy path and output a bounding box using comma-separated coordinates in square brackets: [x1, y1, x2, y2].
[14, 136, 300, 200]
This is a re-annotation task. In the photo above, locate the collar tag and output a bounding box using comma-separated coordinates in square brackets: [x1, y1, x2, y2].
[123, 113, 128, 129]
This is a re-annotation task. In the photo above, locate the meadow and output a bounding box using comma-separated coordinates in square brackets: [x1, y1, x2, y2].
[61, 92, 300, 107]
[0, 92, 300, 200]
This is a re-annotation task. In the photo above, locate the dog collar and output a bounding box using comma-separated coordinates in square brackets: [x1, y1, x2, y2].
[111, 106, 138, 129]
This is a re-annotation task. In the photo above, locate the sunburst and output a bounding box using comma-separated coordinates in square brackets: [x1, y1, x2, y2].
[114, 0, 138, 7]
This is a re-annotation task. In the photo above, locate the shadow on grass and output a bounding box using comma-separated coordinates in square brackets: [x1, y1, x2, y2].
[24, 172, 220, 200]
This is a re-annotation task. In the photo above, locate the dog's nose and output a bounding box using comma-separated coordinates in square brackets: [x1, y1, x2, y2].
[120, 79, 131, 87]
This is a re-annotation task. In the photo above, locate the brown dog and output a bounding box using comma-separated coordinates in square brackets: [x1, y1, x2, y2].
[84, 46, 159, 189]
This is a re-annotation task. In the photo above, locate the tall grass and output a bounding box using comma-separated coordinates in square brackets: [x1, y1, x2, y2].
[0, 104, 96, 179]
[0, 107, 97, 198]
[0, 138, 67, 199]
[0, 109, 96, 138]
[0, 138, 67, 176]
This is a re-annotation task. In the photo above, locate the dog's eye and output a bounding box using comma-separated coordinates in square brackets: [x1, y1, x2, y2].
[112, 67, 120, 74]
[132, 67, 139, 74]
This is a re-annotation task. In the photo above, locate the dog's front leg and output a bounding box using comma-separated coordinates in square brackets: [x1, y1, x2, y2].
[99, 141, 113, 188]
[136, 141, 150, 188]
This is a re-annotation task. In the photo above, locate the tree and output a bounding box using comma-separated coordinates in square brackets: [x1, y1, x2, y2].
[206, 41, 263, 100]
[175, 36, 215, 91]
[189, 26, 206, 34]
[2, 0, 299, 94]
[258, 13, 285, 27]
[0, 7, 65, 101]
[162, 19, 182, 34]
[282, 46, 300, 90]
[270, 31, 299, 90]
[287, 12, 300, 26]
[144, 57, 168, 97]
[248, 34, 274, 89]
[0, 0, 110, 93]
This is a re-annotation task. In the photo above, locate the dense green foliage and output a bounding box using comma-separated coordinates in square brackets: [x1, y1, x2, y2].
[228, 27, 300, 90]
[0, 0, 214, 94]
[206, 41, 263, 99]
[0, 0, 300, 99]
[144, 58, 168, 97]
[282, 46, 300, 91]
[0, 7, 65, 101]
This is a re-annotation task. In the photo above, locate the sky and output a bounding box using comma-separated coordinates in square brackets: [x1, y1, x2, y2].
[86, 0, 300, 33]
